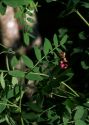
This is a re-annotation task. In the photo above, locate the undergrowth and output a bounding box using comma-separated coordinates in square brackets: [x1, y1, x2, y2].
[0, 0, 89, 125]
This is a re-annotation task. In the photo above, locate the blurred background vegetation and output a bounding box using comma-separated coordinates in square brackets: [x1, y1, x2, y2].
[0, 0, 89, 125]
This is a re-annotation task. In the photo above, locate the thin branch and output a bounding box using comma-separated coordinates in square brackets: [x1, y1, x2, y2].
[75, 10, 89, 27]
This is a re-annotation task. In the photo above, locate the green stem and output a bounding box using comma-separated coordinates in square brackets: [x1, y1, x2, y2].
[32, 44, 61, 70]
[61, 81, 79, 97]
[75, 10, 89, 27]
[0, 51, 7, 55]
[40, 105, 56, 116]
[27, 72, 56, 79]
[59, 121, 75, 125]
[0, 43, 7, 49]
[51, 92, 67, 98]
[0, 102, 19, 109]
[19, 88, 24, 113]
[6, 56, 10, 71]
[21, 117, 24, 125]
[59, 88, 77, 97]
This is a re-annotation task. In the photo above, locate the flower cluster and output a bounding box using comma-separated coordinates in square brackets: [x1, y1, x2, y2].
[59, 52, 68, 69]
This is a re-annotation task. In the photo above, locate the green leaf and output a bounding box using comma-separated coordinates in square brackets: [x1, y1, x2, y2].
[72, 0, 80, 5]
[82, 2, 89, 8]
[59, 28, 68, 38]
[63, 117, 69, 125]
[33, 67, 40, 73]
[47, 110, 59, 123]
[65, 72, 74, 81]
[71, 48, 83, 55]
[67, 0, 80, 10]
[12, 77, 18, 86]
[0, 99, 7, 113]
[25, 72, 43, 81]
[74, 106, 85, 120]
[0, 72, 5, 89]
[5, 115, 16, 125]
[23, 32, 30, 46]
[14, 86, 20, 95]
[29, 102, 42, 112]
[82, 109, 88, 121]
[7, 89, 14, 99]
[53, 34, 58, 47]
[79, 31, 86, 40]
[3, 0, 30, 7]
[75, 120, 87, 125]
[44, 38, 52, 55]
[9, 70, 25, 78]
[34, 46, 41, 60]
[64, 99, 73, 115]
[8, 117, 16, 125]
[60, 34, 68, 45]
[22, 55, 34, 68]
[53, 52, 59, 65]
[22, 112, 38, 121]
[11, 56, 18, 67]
[0, 117, 5, 123]
[7, 86, 20, 99]
[81, 61, 89, 70]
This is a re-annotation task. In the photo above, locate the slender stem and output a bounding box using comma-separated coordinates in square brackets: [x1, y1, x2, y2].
[0, 43, 7, 49]
[75, 10, 89, 27]
[59, 121, 75, 125]
[0, 102, 19, 108]
[27, 72, 56, 79]
[51, 92, 68, 98]
[19, 88, 24, 113]
[21, 117, 24, 125]
[59, 88, 77, 97]
[0, 51, 7, 55]
[61, 81, 79, 97]
[32, 44, 61, 70]
[40, 105, 56, 116]
[6, 56, 10, 71]
[0, 70, 8, 72]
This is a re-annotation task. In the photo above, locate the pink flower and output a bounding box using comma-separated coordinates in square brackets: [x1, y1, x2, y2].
[60, 60, 68, 69]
